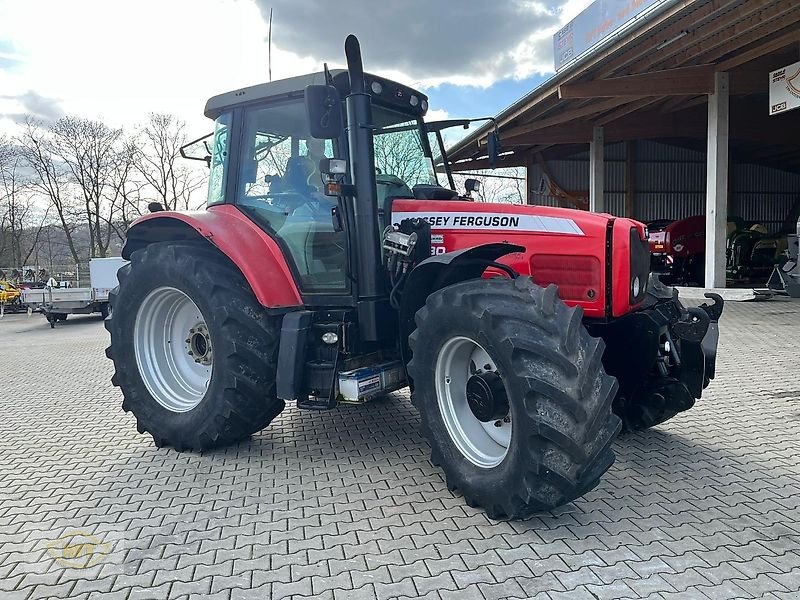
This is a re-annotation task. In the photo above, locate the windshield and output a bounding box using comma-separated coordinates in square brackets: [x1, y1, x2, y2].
[372, 108, 437, 188]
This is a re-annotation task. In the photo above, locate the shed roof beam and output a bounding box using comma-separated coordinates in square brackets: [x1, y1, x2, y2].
[635, 0, 783, 72]
[716, 26, 800, 71]
[558, 65, 715, 99]
[659, 2, 800, 70]
[499, 97, 639, 140]
[594, 0, 747, 78]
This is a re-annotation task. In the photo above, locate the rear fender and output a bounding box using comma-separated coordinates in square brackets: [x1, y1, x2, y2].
[399, 243, 525, 370]
[123, 205, 302, 309]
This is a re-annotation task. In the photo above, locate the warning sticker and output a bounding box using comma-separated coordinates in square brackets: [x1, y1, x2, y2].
[391, 211, 584, 235]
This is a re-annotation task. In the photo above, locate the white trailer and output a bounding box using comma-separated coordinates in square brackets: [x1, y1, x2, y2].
[22, 257, 128, 328]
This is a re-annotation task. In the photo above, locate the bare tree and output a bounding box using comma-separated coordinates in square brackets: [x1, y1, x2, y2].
[107, 137, 147, 235]
[16, 120, 82, 263]
[50, 116, 122, 258]
[373, 126, 431, 186]
[133, 113, 205, 211]
[0, 142, 50, 266]
[452, 168, 525, 204]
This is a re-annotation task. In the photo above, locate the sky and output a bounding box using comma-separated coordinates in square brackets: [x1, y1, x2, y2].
[0, 0, 593, 140]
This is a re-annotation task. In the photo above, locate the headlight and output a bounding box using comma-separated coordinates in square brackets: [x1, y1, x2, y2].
[632, 276, 641, 298]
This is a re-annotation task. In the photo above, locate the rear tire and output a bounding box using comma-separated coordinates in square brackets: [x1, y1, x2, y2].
[407, 277, 621, 519]
[105, 242, 284, 451]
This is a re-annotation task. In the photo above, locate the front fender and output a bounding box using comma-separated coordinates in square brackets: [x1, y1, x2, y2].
[124, 205, 302, 309]
[399, 242, 525, 368]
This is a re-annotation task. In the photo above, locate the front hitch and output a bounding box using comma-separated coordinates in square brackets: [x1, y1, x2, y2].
[700, 292, 724, 322]
[669, 291, 724, 396]
[586, 278, 724, 430]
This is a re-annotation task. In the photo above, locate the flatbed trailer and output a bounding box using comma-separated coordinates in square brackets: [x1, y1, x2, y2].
[22, 258, 127, 328]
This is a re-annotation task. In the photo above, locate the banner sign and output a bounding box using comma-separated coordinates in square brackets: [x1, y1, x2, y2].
[769, 61, 800, 116]
[554, 0, 662, 71]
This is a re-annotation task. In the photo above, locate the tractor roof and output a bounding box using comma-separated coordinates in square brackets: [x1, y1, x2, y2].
[204, 69, 428, 120]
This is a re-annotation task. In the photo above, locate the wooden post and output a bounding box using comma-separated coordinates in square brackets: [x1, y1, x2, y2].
[589, 126, 604, 212]
[525, 152, 536, 205]
[625, 140, 636, 218]
[705, 72, 729, 289]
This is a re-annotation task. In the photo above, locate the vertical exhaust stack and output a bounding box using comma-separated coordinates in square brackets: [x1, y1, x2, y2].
[344, 34, 387, 340]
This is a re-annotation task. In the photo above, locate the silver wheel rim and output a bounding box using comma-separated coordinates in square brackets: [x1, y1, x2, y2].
[134, 286, 212, 413]
[435, 336, 511, 468]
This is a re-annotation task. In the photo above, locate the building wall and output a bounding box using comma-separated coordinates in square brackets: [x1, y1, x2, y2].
[527, 140, 800, 231]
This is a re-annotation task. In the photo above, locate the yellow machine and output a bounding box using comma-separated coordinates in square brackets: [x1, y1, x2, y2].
[0, 280, 22, 306]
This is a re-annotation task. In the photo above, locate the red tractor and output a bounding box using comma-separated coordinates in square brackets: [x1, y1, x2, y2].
[106, 36, 723, 518]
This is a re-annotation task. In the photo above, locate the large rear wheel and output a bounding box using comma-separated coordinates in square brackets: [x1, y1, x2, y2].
[407, 277, 621, 519]
[106, 242, 284, 450]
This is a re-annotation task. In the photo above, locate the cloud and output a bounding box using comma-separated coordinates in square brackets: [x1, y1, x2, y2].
[254, 1, 565, 85]
[0, 90, 64, 124]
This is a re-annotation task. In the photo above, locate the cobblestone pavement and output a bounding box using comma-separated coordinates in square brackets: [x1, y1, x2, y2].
[1, 298, 800, 600]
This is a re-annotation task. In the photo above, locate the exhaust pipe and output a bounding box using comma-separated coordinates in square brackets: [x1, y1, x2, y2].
[344, 35, 387, 339]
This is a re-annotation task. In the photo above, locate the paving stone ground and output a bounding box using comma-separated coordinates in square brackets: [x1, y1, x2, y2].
[1, 298, 800, 600]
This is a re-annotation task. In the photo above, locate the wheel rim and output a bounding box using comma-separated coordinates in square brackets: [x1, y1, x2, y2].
[134, 287, 212, 413]
[435, 336, 511, 468]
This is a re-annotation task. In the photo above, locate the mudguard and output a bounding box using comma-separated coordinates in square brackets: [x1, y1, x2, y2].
[399, 242, 525, 368]
[123, 205, 303, 309]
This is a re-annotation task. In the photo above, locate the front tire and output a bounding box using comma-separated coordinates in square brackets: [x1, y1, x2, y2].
[407, 277, 620, 519]
[105, 242, 284, 451]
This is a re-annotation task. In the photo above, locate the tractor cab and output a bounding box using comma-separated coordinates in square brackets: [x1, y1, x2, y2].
[197, 70, 454, 296]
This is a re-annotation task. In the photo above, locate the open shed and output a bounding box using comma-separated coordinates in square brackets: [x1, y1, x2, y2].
[447, 0, 800, 288]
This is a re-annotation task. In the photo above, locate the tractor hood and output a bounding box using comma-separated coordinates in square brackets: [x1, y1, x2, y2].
[391, 199, 648, 319]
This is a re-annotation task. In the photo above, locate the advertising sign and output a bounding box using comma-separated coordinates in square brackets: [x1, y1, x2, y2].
[769, 61, 800, 116]
[554, 0, 662, 71]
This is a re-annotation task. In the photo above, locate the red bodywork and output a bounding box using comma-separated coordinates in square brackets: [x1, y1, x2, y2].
[129, 201, 645, 319]
[128, 204, 303, 308]
[392, 200, 645, 319]
[648, 215, 705, 259]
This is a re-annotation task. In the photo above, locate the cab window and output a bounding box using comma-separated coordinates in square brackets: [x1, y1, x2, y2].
[207, 112, 231, 206]
[236, 100, 346, 293]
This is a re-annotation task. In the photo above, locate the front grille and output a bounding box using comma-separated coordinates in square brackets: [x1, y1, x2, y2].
[530, 254, 602, 302]
[630, 227, 650, 304]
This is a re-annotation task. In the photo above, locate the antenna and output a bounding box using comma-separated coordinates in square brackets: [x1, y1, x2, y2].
[268, 8, 273, 82]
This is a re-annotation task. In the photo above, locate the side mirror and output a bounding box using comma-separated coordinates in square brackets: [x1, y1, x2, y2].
[305, 85, 342, 139]
[487, 129, 501, 167]
[464, 178, 481, 198]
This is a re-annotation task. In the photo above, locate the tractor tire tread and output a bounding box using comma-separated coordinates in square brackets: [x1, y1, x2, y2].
[407, 276, 620, 519]
[105, 241, 283, 451]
